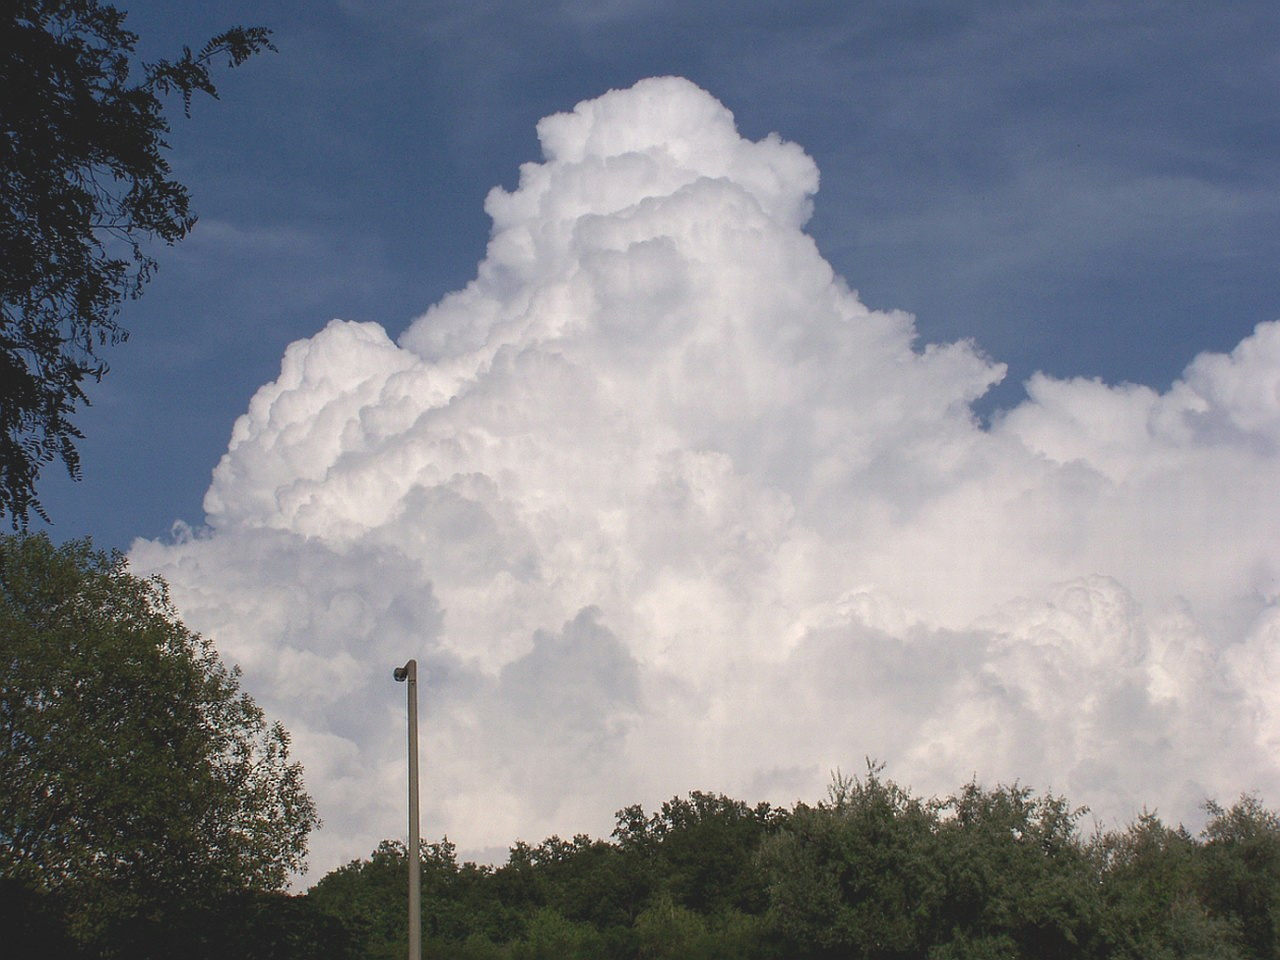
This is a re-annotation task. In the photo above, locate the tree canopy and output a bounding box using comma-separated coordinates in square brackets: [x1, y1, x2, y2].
[0, 532, 318, 955]
[305, 767, 1280, 960]
[0, 0, 273, 526]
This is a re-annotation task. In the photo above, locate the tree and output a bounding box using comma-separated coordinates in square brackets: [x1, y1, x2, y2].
[759, 765, 944, 958]
[759, 767, 1109, 959]
[1, 0, 274, 526]
[0, 533, 318, 954]
[1093, 813, 1240, 960]
[1197, 795, 1280, 959]
[931, 781, 1102, 959]
[612, 792, 781, 917]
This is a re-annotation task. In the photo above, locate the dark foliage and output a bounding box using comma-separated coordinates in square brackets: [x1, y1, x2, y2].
[1, 876, 90, 959]
[1093, 812, 1242, 959]
[306, 770, 1280, 960]
[0, 0, 273, 526]
[0, 533, 318, 957]
[1197, 795, 1280, 958]
[15, 763, 1270, 959]
[1, 877, 356, 960]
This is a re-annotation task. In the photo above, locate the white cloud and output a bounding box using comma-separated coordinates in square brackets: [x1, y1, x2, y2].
[131, 77, 1280, 884]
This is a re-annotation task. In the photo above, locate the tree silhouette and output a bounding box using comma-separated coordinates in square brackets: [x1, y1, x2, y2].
[1, 0, 273, 526]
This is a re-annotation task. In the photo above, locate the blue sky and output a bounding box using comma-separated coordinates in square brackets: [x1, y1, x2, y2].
[35, 0, 1280, 550]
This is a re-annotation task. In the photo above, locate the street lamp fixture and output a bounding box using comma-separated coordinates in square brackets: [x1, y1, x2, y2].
[394, 659, 421, 960]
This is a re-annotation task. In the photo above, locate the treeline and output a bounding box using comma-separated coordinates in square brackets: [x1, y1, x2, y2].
[305, 767, 1280, 960]
[9, 765, 1279, 958]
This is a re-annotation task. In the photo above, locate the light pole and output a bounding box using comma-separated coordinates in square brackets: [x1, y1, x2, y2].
[393, 659, 421, 960]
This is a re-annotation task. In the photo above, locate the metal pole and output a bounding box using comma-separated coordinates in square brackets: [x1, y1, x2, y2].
[395, 659, 422, 960]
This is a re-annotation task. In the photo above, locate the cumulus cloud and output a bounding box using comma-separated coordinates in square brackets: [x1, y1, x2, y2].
[131, 76, 1280, 881]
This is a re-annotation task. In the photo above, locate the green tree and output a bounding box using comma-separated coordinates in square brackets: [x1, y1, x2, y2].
[0, 533, 318, 954]
[616, 792, 780, 916]
[300, 773, 1280, 960]
[513, 907, 605, 960]
[1197, 795, 1280, 959]
[760, 765, 944, 958]
[308, 841, 412, 960]
[760, 768, 1108, 959]
[1093, 813, 1240, 960]
[931, 782, 1102, 959]
[0, 0, 273, 526]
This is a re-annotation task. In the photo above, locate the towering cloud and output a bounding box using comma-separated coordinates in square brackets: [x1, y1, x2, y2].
[132, 77, 1280, 881]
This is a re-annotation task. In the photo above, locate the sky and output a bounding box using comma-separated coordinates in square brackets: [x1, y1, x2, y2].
[29, 1, 1280, 884]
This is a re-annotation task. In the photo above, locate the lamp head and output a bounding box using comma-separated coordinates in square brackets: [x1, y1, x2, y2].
[393, 665, 408, 682]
